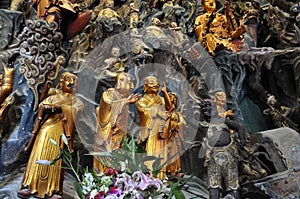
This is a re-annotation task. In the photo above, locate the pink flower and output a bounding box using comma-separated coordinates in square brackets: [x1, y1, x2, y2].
[105, 168, 118, 176]
[107, 186, 123, 197]
[132, 171, 163, 191]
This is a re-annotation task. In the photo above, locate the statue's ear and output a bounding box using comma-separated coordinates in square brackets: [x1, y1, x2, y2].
[115, 76, 125, 90]
[115, 79, 121, 90]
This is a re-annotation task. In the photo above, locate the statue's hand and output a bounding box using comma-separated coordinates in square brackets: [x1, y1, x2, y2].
[225, 110, 234, 118]
[161, 82, 168, 94]
[127, 93, 142, 104]
[43, 103, 61, 112]
[231, 25, 246, 39]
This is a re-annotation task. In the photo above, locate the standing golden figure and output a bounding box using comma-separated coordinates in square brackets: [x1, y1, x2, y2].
[194, 0, 246, 54]
[93, 73, 140, 171]
[0, 64, 14, 123]
[136, 77, 173, 179]
[129, 2, 139, 29]
[18, 72, 84, 199]
[163, 92, 186, 176]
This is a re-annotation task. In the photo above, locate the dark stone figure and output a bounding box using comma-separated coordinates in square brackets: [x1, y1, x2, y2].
[203, 92, 245, 199]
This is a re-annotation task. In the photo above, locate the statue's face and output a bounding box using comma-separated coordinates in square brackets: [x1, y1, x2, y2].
[214, 92, 226, 107]
[62, 73, 78, 94]
[111, 47, 120, 57]
[269, 97, 277, 106]
[117, 74, 134, 96]
[144, 76, 159, 94]
[105, 0, 114, 8]
[202, 0, 216, 12]
[169, 93, 178, 107]
[215, 98, 226, 107]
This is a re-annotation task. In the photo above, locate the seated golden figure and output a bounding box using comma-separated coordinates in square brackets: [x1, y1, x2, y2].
[194, 0, 246, 54]
[96, 0, 120, 20]
[101, 46, 125, 78]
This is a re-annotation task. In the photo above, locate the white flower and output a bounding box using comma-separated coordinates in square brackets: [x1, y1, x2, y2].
[120, 160, 127, 172]
[90, 189, 99, 199]
[101, 176, 113, 186]
[84, 172, 95, 183]
[35, 159, 52, 165]
[100, 185, 109, 193]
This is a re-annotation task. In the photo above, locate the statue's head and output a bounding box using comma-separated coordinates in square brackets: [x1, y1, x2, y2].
[168, 92, 178, 108]
[170, 22, 178, 28]
[115, 73, 134, 96]
[213, 91, 226, 107]
[151, 18, 161, 26]
[105, 0, 114, 8]
[143, 76, 159, 94]
[111, 46, 120, 57]
[202, 0, 216, 13]
[61, 72, 78, 94]
[267, 95, 277, 106]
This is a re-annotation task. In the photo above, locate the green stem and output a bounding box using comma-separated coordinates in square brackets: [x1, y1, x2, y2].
[66, 157, 81, 183]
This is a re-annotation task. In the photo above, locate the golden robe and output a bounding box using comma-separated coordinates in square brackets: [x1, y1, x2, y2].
[163, 111, 186, 175]
[194, 13, 234, 53]
[94, 88, 129, 170]
[136, 94, 167, 179]
[21, 93, 83, 198]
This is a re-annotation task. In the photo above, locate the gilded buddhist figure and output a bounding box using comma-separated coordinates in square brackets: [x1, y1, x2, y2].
[135, 77, 173, 179]
[194, 0, 246, 54]
[0, 65, 14, 123]
[94, 72, 140, 171]
[18, 72, 84, 199]
[101, 46, 125, 78]
[129, 2, 139, 29]
[163, 92, 186, 176]
[96, 0, 120, 20]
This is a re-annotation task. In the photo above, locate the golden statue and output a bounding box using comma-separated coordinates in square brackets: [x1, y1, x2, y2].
[129, 2, 139, 29]
[0, 65, 14, 124]
[194, 0, 246, 54]
[94, 72, 140, 171]
[96, 0, 120, 20]
[162, 92, 186, 176]
[136, 77, 173, 179]
[214, 91, 234, 119]
[18, 72, 84, 199]
[101, 46, 125, 78]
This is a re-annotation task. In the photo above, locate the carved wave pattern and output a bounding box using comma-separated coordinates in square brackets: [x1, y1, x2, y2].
[18, 20, 67, 109]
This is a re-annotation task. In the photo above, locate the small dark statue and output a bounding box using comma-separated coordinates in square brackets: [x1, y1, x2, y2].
[263, 95, 298, 130]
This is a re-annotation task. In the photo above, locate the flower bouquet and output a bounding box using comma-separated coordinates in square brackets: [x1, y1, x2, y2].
[42, 135, 188, 199]
[78, 168, 169, 199]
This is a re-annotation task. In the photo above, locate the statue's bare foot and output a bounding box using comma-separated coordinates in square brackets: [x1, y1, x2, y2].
[50, 194, 63, 199]
[17, 188, 31, 198]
